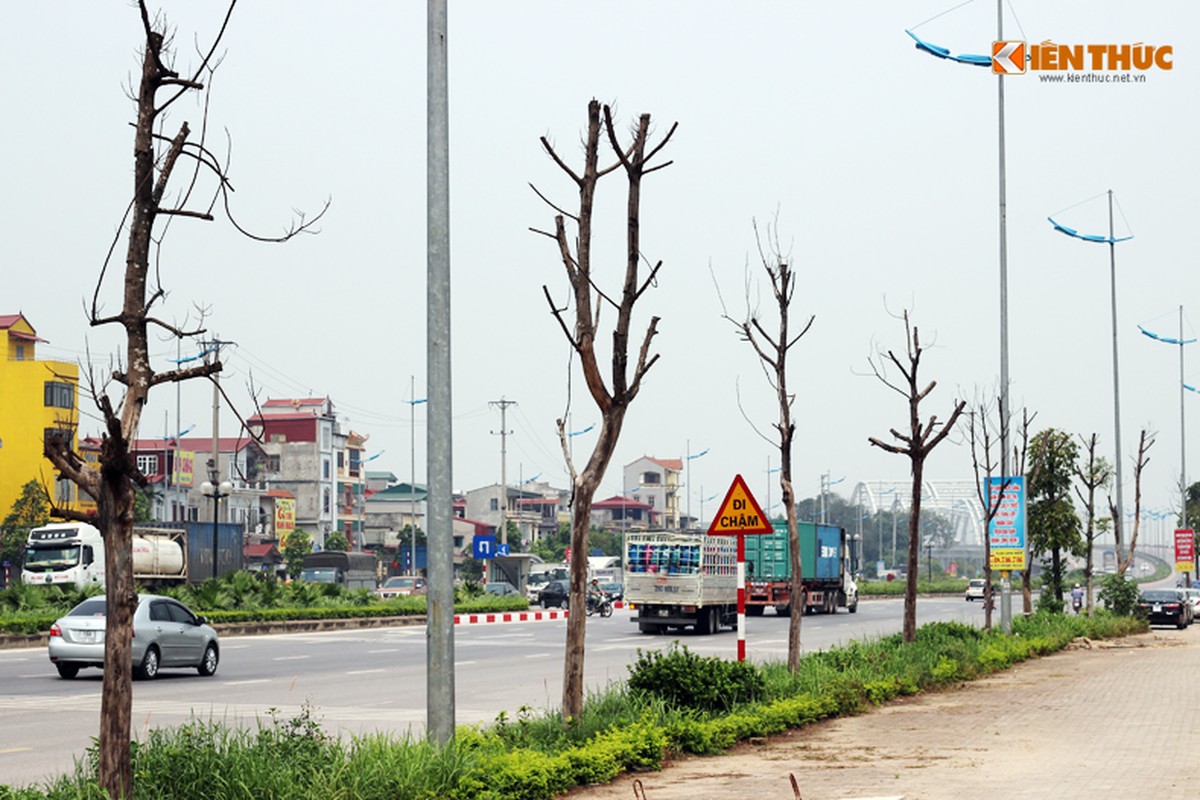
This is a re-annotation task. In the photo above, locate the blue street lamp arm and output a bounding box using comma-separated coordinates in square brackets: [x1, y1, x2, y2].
[569, 424, 594, 437]
[161, 424, 195, 441]
[904, 29, 991, 67]
[405, 398, 428, 406]
[1047, 216, 1133, 244]
[687, 448, 709, 460]
[1138, 325, 1196, 346]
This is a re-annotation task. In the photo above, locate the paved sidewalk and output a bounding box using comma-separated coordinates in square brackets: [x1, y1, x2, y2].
[566, 626, 1200, 800]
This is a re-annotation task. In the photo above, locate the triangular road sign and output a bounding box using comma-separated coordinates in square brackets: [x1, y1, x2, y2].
[707, 474, 773, 535]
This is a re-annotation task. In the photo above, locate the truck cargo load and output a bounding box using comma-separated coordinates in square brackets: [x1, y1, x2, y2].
[743, 520, 857, 615]
[623, 531, 738, 635]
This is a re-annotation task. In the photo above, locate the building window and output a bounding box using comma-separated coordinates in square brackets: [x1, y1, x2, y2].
[43, 381, 74, 409]
[642, 472, 661, 485]
[647, 496, 656, 508]
[15, 344, 25, 360]
[323, 488, 331, 514]
[337, 451, 345, 469]
[43, 428, 73, 449]
[266, 455, 280, 473]
[323, 459, 330, 479]
[490, 498, 499, 511]
[55, 477, 73, 504]
[136, 454, 158, 475]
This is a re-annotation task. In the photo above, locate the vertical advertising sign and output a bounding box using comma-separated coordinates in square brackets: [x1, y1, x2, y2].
[172, 451, 195, 487]
[275, 497, 296, 547]
[986, 476, 1026, 571]
[1174, 529, 1195, 574]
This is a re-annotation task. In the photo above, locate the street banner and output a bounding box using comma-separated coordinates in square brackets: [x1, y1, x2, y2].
[1175, 529, 1194, 574]
[986, 476, 1026, 571]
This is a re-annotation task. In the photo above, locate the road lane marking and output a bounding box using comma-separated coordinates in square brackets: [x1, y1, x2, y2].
[368, 648, 399, 654]
[0, 747, 31, 754]
[456, 660, 477, 666]
[523, 653, 552, 658]
[272, 655, 310, 661]
[222, 679, 271, 686]
[345, 669, 386, 675]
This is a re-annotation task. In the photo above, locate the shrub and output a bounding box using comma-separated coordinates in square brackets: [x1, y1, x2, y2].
[1098, 572, 1140, 616]
[627, 643, 765, 712]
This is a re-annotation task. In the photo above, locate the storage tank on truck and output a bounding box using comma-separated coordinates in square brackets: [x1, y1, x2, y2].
[743, 520, 858, 615]
[21, 521, 242, 589]
[623, 531, 738, 635]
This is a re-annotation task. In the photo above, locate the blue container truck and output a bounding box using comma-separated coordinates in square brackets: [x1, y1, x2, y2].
[743, 520, 857, 615]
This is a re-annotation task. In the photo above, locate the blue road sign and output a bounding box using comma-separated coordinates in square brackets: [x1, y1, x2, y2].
[473, 535, 497, 559]
[497, 543, 510, 557]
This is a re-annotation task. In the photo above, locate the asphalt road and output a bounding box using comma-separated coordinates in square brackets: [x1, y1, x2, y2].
[0, 596, 986, 789]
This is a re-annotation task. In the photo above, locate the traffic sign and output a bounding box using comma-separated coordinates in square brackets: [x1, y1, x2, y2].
[497, 543, 510, 557]
[707, 474, 772, 536]
[473, 535, 498, 559]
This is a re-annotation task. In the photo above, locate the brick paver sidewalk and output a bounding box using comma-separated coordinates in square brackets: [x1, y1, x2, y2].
[566, 627, 1200, 800]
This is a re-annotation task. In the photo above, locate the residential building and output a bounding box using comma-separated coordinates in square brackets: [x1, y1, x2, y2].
[590, 495, 657, 533]
[336, 430, 368, 546]
[464, 482, 569, 546]
[623, 456, 682, 530]
[363, 482, 426, 549]
[247, 397, 342, 547]
[0, 314, 92, 517]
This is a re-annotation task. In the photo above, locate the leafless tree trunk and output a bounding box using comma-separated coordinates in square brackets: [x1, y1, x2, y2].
[867, 310, 965, 643]
[1073, 433, 1112, 614]
[716, 218, 813, 670]
[41, 4, 324, 794]
[1114, 429, 1154, 576]
[535, 100, 675, 723]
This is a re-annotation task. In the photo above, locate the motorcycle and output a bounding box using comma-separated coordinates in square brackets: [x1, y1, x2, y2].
[586, 593, 613, 618]
[1071, 595, 1083, 615]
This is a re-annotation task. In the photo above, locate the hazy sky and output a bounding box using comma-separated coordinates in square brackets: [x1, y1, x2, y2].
[4, 2, 1197, 536]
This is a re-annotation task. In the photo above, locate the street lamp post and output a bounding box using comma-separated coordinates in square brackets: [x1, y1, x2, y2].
[1138, 309, 1193, 536]
[405, 379, 427, 577]
[685, 440, 708, 531]
[200, 467, 233, 581]
[1049, 191, 1133, 559]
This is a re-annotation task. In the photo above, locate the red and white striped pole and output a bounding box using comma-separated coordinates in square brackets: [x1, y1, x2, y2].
[737, 533, 746, 662]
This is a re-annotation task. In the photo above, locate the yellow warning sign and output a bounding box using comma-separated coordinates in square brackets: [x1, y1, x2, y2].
[707, 474, 773, 536]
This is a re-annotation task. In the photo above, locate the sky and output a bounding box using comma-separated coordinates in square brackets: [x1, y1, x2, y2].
[4, 2, 1198, 542]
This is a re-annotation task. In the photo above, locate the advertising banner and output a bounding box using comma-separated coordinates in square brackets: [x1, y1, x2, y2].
[1175, 529, 1195, 574]
[986, 476, 1026, 572]
[275, 497, 296, 546]
[172, 450, 195, 487]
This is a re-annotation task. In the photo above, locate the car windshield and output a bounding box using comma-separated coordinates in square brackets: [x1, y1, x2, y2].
[300, 568, 338, 583]
[68, 598, 107, 617]
[1141, 590, 1179, 602]
[384, 578, 415, 589]
[24, 546, 81, 569]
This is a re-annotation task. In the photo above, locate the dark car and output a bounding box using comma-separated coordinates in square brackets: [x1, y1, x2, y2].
[538, 579, 570, 609]
[1137, 589, 1193, 629]
[600, 581, 624, 602]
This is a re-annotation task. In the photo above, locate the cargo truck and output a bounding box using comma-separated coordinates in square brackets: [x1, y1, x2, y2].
[21, 521, 243, 589]
[744, 520, 857, 615]
[623, 531, 739, 635]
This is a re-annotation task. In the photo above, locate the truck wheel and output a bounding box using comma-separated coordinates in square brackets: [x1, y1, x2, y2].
[695, 608, 715, 636]
[56, 663, 80, 679]
[777, 604, 791, 617]
[848, 597, 858, 614]
[638, 623, 658, 634]
[135, 646, 160, 681]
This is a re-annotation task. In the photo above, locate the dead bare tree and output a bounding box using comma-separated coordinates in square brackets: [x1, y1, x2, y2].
[1112, 429, 1155, 576]
[534, 100, 676, 722]
[867, 309, 965, 643]
[41, 4, 324, 796]
[716, 218, 813, 670]
[1074, 433, 1113, 614]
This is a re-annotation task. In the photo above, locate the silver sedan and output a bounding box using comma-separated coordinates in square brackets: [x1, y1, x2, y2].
[48, 594, 220, 680]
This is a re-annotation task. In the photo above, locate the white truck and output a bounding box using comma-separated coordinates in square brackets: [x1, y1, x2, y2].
[623, 531, 739, 635]
[21, 522, 233, 589]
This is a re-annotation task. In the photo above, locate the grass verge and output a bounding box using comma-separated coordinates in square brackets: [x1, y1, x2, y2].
[0, 611, 1146, 799]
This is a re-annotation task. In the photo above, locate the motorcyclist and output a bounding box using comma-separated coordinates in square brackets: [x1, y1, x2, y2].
[587, 578, 605, 611]
[1070, 583, 1084, 613]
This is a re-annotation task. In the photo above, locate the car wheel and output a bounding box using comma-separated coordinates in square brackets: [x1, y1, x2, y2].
[56, 663, 80, 679]
[197, 643, 219, 677]
[135, 646, 160, 680]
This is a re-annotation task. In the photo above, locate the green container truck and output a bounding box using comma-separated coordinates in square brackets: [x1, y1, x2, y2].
[743, 520, 858, 615]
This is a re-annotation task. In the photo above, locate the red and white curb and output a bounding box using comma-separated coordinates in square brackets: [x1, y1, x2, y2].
[454, 602, 626, 626]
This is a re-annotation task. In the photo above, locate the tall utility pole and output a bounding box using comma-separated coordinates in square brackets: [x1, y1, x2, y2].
[426, 0, 454, 746]
[1106, 190, 1126, 561]
[490, 397, 516, 546]
[996, 0, 1014, 636]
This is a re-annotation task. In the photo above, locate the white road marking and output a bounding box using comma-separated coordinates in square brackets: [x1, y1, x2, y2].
[222, 679, 271, 686]
[345, 669, 386, 676]
[272, 655, 310, 661]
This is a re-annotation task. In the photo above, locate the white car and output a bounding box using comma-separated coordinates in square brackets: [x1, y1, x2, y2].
[965, 579, 986, 602]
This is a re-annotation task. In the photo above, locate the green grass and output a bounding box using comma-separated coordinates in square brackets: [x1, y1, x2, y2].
[1, 610, 1147, 800]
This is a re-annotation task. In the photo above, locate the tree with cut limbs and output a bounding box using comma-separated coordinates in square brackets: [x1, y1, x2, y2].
[867, 309, 965, 643]
[1027, 429, 1082, 610]
[717, 218, 813, 670]
[1112, 429, 1154, 577]
[41, 4, 324, 795]
[534, 100, 676, 722]
[1073, 433, 1112, 614]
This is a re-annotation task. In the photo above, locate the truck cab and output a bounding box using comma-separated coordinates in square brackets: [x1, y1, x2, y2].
[22, 524, 105, 588]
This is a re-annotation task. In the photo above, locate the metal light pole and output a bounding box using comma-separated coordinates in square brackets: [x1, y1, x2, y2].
[1049, 191, 1133, 560]
[685, 441, 708, 530]
[200, 469, 232, 581]
[405, 378, 427, 576]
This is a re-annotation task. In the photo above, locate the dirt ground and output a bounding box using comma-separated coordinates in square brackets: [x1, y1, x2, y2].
[560, 629, 1200, 800]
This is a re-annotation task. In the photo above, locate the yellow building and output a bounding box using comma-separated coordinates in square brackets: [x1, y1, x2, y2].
[0, 314, 90, 518]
